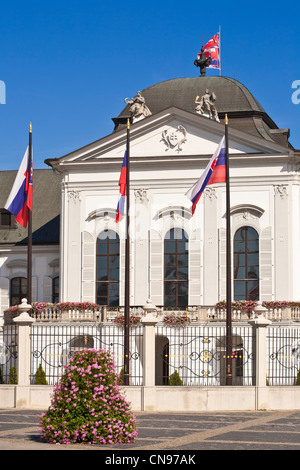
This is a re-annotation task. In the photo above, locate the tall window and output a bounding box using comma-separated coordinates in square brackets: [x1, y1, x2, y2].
[10, 277, 27, 306]
[234, 227, 259, 301]
[96, 230, 119, 306]
[164, 228, 188, 307]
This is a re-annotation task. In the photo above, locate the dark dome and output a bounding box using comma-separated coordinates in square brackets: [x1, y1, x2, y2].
[115, 76, 293, 146]
[120, 76, 266, 117]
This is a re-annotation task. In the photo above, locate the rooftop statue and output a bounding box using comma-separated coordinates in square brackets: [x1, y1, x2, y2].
[124, 91, 152, 122]
[195, 89, 220, 122]
[194, 48, 212, 76]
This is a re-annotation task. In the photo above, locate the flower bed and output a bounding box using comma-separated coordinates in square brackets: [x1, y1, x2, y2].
[163, 312, 190, 327]
[113, 314, 141, 327]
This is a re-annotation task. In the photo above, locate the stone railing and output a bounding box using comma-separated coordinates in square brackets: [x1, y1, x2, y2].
[3, 301, 300, 324]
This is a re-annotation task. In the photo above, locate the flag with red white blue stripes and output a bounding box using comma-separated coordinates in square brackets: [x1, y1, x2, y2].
[116, 150, 127, 222]
[4, 147, 33, 228]
[185, 136, 226, 214]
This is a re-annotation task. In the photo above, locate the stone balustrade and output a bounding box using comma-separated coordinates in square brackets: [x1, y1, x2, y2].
[3, 303, 300, 324]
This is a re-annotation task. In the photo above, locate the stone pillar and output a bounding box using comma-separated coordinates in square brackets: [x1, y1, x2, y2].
[13, 299, 35, 386]
[249, 302, 271, 389]
[141, 300, 159, 387]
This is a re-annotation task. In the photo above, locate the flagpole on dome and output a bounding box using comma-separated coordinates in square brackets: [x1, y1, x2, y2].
[27, 122, 33, 305]
[225, 114, 232, 385]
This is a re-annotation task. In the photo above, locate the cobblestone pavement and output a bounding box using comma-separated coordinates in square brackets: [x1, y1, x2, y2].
[0, 409, 299, 452]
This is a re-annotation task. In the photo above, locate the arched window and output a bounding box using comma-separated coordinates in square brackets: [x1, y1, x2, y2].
[10, 277, 27, 306]
[164, 228, 188, 307]
[234, 227, 259, 301]
[96, 230, 119, 306]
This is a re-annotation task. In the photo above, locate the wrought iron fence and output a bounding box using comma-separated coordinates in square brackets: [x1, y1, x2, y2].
[0, 325, 18, 384]
[267, 326, 300, 385]
[155, 324, 255, 386]
[30, 323, 143, 386]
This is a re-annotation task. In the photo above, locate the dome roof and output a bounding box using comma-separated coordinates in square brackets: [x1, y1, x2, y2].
[115, 76, 292, 147]
[119, 76, 266, 117]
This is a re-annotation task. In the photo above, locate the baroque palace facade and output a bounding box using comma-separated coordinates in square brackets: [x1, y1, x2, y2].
[0, 75, 299, 321]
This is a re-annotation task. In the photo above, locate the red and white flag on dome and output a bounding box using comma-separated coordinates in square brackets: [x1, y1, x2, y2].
[197, 31, 221, 71]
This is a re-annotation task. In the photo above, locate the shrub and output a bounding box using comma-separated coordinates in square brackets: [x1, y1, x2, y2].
[38, 349, 138, 445]
[8, 366, 17, 384]
[169, 370, 183, 386]
[34, 364, 48, 385]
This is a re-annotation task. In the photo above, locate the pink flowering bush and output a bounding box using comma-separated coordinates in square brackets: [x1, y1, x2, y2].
[38, 349, 138, 445]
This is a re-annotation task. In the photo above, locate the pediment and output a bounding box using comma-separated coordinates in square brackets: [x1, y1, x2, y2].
[47, 107, 291, 169]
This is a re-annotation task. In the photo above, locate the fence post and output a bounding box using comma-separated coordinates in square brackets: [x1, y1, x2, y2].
[141, 300, 159, 387]
[249, 302, 271, 409]
[13, 298, 35, 387]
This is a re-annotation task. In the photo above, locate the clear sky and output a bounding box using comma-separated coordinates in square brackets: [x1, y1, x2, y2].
[0, 0, 299, 170]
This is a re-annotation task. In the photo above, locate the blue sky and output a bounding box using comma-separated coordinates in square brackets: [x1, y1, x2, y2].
[0, 0, 299, 170]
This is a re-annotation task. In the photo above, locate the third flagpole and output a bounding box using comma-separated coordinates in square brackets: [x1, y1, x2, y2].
[225, 114, 232, 385]
[27, 122, 33, 305]
[124, 118, 130, 386]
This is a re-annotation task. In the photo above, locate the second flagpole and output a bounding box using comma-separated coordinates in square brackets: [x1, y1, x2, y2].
[124, 118, 130, 386]
[27, 122, 33, 305]
[225, 114, 232, 385]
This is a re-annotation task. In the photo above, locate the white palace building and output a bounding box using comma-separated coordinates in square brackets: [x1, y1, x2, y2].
[0, 75, 299, 314]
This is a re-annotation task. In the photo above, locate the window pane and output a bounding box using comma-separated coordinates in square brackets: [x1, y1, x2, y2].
[234, 239, 246, 252]
[165, 254, 176, 267]
[234, 253, 246, 266]
[234, 281, 246, 296]
[109, 243, 119, 255]
[165, 268, 176, 280]
[248, 253, 259, 266]
[96, 269, 107, 281]
[247, 227, 259, 240]
[178, 254, 188, 267]
[109, 256, 119, 268]
[165, 281, 176, 295]
[178, 282, 188, 295]
[248, 280, 259, 300]
[235, 267, 246, 279]
[177, 268, 188, 280]
[97, 243, 107, 255]
[165, 241, 176, 253]
[97, 257, 107, 269]
[248, 266, 259, 279]
[165, 295, 176, 307]
[248, 239, 259, 251]
[177, 295, 188, 307]
[97, 283, 108, 297]
[109, 269, 119, 281]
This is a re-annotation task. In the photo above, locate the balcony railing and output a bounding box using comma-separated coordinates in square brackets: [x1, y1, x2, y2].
[4, 303, 300, 324]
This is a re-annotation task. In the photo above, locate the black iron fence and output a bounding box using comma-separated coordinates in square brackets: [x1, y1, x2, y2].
[267, 326, 300, 385]
[0, 324, 18, 384]
[30, 323, 143, 386]
[155, 324, 255, 386]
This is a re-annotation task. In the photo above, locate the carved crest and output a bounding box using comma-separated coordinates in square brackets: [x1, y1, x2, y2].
[161, 125, 187, 152]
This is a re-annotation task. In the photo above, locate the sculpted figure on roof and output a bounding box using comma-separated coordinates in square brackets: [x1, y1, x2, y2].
[195, 89, 220, 122]
[124, 91, 152, 122]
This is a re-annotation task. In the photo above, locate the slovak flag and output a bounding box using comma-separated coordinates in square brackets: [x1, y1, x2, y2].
[185, 136, 226, 214]
[201, 33, 220, 69]
[4, 147, 33, 228]
[116, 150, 127, 223]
